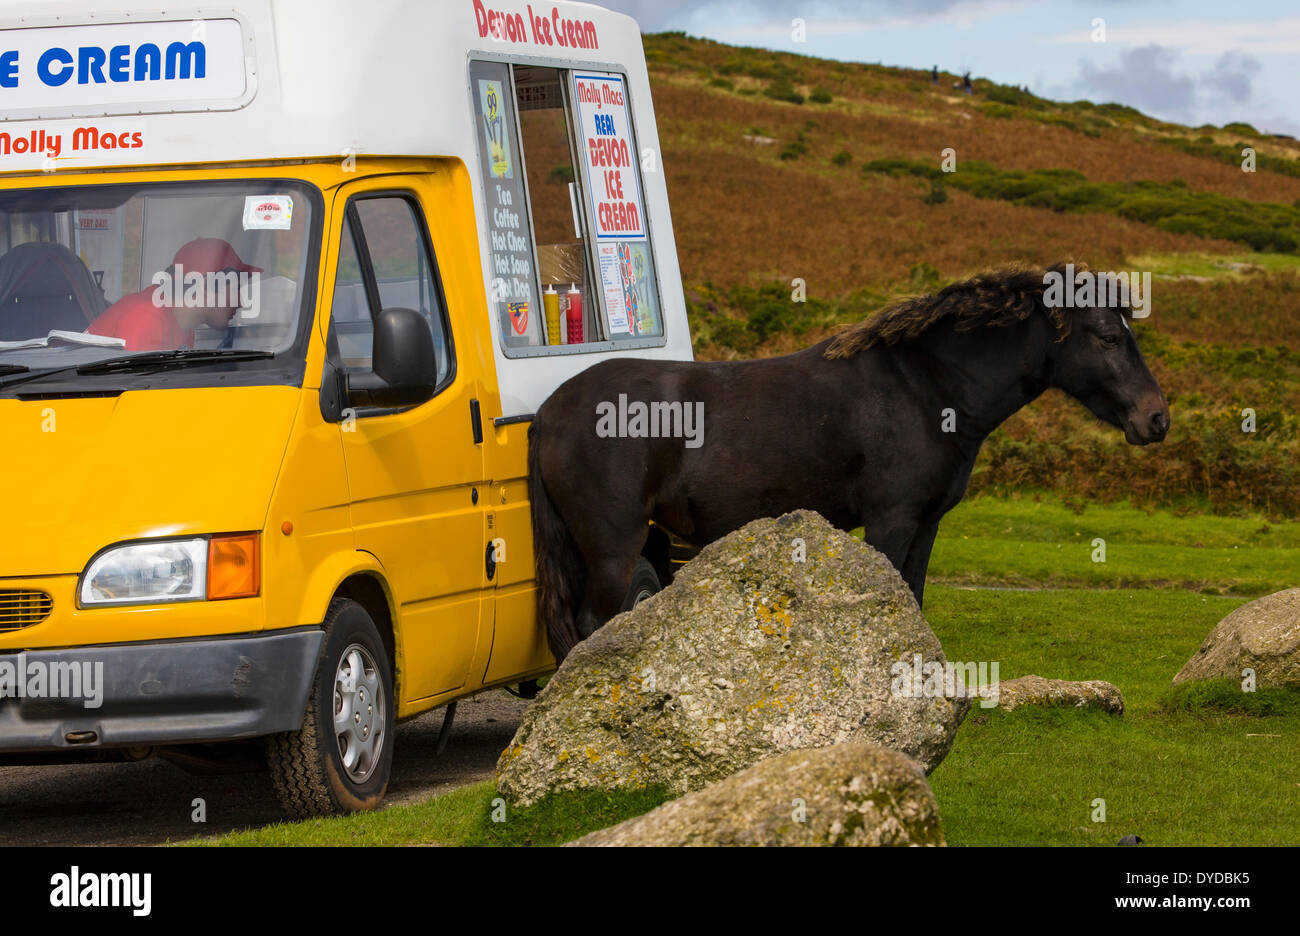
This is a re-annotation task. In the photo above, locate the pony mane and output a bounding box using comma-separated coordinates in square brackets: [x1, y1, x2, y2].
[824, 262, 1081, 359]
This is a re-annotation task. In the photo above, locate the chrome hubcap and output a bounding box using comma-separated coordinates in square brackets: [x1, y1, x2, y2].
[333, 643, 385, 783]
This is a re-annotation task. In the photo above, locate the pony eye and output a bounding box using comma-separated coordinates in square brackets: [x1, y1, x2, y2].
[1100, 334, 1120, 346]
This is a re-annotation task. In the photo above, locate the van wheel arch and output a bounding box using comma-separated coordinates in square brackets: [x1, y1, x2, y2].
[333, 573, 397, 684]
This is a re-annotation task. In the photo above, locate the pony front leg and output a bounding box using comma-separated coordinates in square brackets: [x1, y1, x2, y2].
[899, 518, 941, 608]
[576, 552, 641, 638]
[860, 508, 923, 590]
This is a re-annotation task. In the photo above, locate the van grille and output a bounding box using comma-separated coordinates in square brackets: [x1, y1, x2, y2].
[0, 590, 53, 630]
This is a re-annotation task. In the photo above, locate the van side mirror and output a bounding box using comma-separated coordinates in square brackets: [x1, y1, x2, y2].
[346, 307, 437, 409]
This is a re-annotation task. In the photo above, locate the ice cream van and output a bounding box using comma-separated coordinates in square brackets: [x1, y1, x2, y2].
[0, 0, 692, 816]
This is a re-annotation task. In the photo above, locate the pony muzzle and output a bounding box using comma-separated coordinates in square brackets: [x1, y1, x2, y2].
[1124, 395, 1170, 445]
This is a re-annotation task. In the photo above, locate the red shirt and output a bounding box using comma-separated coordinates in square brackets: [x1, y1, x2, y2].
[88, 289, 194, 352]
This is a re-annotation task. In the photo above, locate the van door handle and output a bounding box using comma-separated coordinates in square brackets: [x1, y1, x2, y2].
[485, 541, 497, 581]
[470, 398, 483, 444]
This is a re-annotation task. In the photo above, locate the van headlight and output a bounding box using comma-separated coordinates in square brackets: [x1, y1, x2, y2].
[80, 534, 260, 606]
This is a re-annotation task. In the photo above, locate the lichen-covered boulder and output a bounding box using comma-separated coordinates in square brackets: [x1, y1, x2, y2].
[496, 510, 968, 806]
[568, 742, 944, 846]
[1173, 588, 1300, 687]
[993, 675, 1124, 714]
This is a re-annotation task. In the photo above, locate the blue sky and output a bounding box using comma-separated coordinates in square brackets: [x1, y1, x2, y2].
[596, 0, 1300, 136]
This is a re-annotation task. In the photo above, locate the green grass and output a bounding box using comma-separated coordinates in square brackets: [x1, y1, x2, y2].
[194, 782, 674, 846]
[197, 494, 1299, 847]
[927, 493, 1300, 596]
[926, 585, 1235, 712]
[1129, 250, 1300, 279]
[862, 157, 1300, 253]
[913, 494, 1299, 845]
[1153, 134, 1300, 180]
[1162, 678, 1300, 716]
[924, 585, 1300, 845]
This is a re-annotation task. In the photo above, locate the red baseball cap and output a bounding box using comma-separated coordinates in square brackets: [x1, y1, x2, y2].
[172, 238, 263, 275]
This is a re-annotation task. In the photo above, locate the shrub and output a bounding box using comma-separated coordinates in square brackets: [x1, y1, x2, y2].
[708, 76, 733, 89]
[764, 78, 805, 105]
[863, 157, 940, 180]
[1154, 135, 1300, 180]
[859, 157, 1300, 255]
[909, 261, 941, 289]
[922, 178, 948, 204]
[984, 84, 1043, 109]
[1095, 102, 1143, 120]
[685, 282, 834, 352]
[810, 86, 833, 104]
[831, 150, 852, 167]
[779, 138, 808, 160]
[1222, 121, 1260, 137]
[746, 61, 799, 82]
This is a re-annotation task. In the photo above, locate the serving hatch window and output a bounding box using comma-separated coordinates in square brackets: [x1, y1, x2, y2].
[470, 59, 664, 355]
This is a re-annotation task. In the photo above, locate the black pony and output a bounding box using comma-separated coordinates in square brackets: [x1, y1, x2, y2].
[529, 263, 1169, 660]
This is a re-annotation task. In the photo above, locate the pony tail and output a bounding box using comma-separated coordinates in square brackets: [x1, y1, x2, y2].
[528, 418, 585, 663]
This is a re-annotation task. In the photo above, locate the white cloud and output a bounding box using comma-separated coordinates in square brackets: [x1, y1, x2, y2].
[1064, 43, 1287, 133]
[594, 0, 1027, 36]
[1047, 18, 1300, 55]
[1076, 44, 1197, 118]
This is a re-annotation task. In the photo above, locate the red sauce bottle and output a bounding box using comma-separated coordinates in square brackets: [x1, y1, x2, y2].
[566, 283, 584, 344]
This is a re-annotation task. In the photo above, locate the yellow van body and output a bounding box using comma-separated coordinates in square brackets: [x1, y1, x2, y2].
[0, 0, 691, 815]
[1, 158, 551, 724]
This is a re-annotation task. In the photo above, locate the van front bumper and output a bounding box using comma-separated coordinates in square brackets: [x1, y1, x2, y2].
[0, 628, 323, 752]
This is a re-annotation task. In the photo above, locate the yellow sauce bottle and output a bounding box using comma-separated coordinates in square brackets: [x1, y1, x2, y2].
[543, 284, 562, 346]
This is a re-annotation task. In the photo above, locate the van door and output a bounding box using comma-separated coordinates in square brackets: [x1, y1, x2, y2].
[324, 180, 487, 703]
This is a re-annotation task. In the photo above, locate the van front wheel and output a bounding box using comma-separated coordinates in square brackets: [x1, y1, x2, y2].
[621, 558, 661, 611]
[267, 598, 394, 819]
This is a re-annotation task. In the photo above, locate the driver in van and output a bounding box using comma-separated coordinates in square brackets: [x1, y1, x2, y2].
[88, 238, 262, 351]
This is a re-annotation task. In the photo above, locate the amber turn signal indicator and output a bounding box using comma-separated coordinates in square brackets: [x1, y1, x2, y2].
[207, 533, 260, 600]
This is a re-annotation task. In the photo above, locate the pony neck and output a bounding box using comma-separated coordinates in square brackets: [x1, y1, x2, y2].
[902, 316, 1053, 448]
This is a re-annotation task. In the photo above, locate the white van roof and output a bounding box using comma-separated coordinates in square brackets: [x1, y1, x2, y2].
[0, 0, 643, 170]
[0, 0, 694, 415]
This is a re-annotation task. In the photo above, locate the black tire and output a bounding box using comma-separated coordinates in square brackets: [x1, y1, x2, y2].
[266, 597, 394, 819]
[621, 557, 661, 612]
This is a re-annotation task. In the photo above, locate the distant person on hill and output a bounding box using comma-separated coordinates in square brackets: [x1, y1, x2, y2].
[932, 65, 939, 84]
[963, 72, 972, 94]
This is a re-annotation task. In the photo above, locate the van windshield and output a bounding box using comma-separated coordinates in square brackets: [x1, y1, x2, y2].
[0, 180, 316, 377]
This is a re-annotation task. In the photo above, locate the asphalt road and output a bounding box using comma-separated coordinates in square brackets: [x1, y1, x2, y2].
[0, 691, 531, 846]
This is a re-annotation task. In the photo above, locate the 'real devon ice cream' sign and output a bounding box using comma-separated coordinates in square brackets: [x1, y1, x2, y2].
[0, 18, 252, 120]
